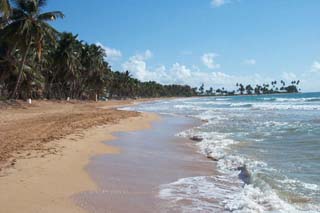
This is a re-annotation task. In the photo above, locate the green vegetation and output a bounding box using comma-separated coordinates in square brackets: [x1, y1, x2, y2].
[0, 0, 302, 100]
[200, 80, 300, 96]
[0, 0, 196, 100]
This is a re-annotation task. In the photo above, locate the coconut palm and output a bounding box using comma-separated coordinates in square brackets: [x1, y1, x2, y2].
[46, 32, 81, 98]
[238, 83, 245, 95]
[1, 0, 64, 98]
[80, 43, 109, 99]
[245, 84, 253, 95]
[254, 85, 262, 94]
[199, 83, 204, 95]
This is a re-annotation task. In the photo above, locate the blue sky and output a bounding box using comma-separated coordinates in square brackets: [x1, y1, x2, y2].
[47, 0, 320, 91]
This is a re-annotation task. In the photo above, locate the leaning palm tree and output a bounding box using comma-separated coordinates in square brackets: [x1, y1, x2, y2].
[1, 0, 64, 98]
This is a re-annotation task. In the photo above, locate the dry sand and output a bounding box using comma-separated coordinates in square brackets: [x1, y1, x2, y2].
[0, 99, 159, 213]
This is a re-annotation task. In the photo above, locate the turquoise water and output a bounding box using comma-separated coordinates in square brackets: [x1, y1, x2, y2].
[125, 92, 320, 212]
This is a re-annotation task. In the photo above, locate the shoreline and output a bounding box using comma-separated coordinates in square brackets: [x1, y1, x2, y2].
[0, 100, 160, 213]
[76, 114, 215, 212]
[0, 98, 169, 168]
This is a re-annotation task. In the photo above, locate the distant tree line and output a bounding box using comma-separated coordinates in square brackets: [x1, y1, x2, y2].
[0, 0, 302, 101]
[0, 0, 196, 100]
[196, 80, 300, 96]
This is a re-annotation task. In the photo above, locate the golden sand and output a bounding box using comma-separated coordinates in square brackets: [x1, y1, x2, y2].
[0, 100, 159, 213]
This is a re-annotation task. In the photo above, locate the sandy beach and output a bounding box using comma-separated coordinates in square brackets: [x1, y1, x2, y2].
[76, 115, 215, 212]
[2, 1, 319, 212]
[0, 99, 160, 213]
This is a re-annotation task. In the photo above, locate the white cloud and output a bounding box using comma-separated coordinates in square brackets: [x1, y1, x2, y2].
[243, 59, 256, 65]
[133, 49, 153, 61]
[282, 72, 297, 81]
[122, 50, 157, 81]
[281, 70, 320, 92]
[121, 52, 320, 92]
[211, 0, 229, 8]
[96, 42, 122, 60]
[311, 61, 320, 73]
[122, 52, 271, 89]
[289, 61, 320, 91]
[202, 53, 221, 69]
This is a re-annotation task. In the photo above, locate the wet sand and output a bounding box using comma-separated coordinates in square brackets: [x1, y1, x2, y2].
[0, 100, 159, 213]
[76, 115, 216, 213]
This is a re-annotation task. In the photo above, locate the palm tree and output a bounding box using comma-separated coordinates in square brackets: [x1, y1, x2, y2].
[81, 44, 109, 99]
[238, 83, 245, 95]
[245, 84, 253, 95]
[1, 0, 64, 98]
[48, 32, 81, 98]
[271, 81, 277, 90]
[254, 84, 262, 94]
[199, 83, 204, 95]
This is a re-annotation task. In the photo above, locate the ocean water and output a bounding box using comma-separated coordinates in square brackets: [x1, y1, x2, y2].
[123, 92, 320, 212]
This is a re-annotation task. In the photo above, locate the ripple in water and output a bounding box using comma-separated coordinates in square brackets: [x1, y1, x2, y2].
[126, 92, 320, 212]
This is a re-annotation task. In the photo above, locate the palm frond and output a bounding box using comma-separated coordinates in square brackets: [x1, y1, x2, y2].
[0, 20, 22, 40]
[10, 8, 27, 20]
[37, 0, 47, 8]
[0, 16, 8, 28]
[12, 0, 28, 11]
[12, 0, 36, 14]
[39, 21, 59, 42]
[38, 11, 64, 21]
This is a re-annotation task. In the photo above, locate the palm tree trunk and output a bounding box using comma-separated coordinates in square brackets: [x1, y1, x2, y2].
[11, 41, 32, 99]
